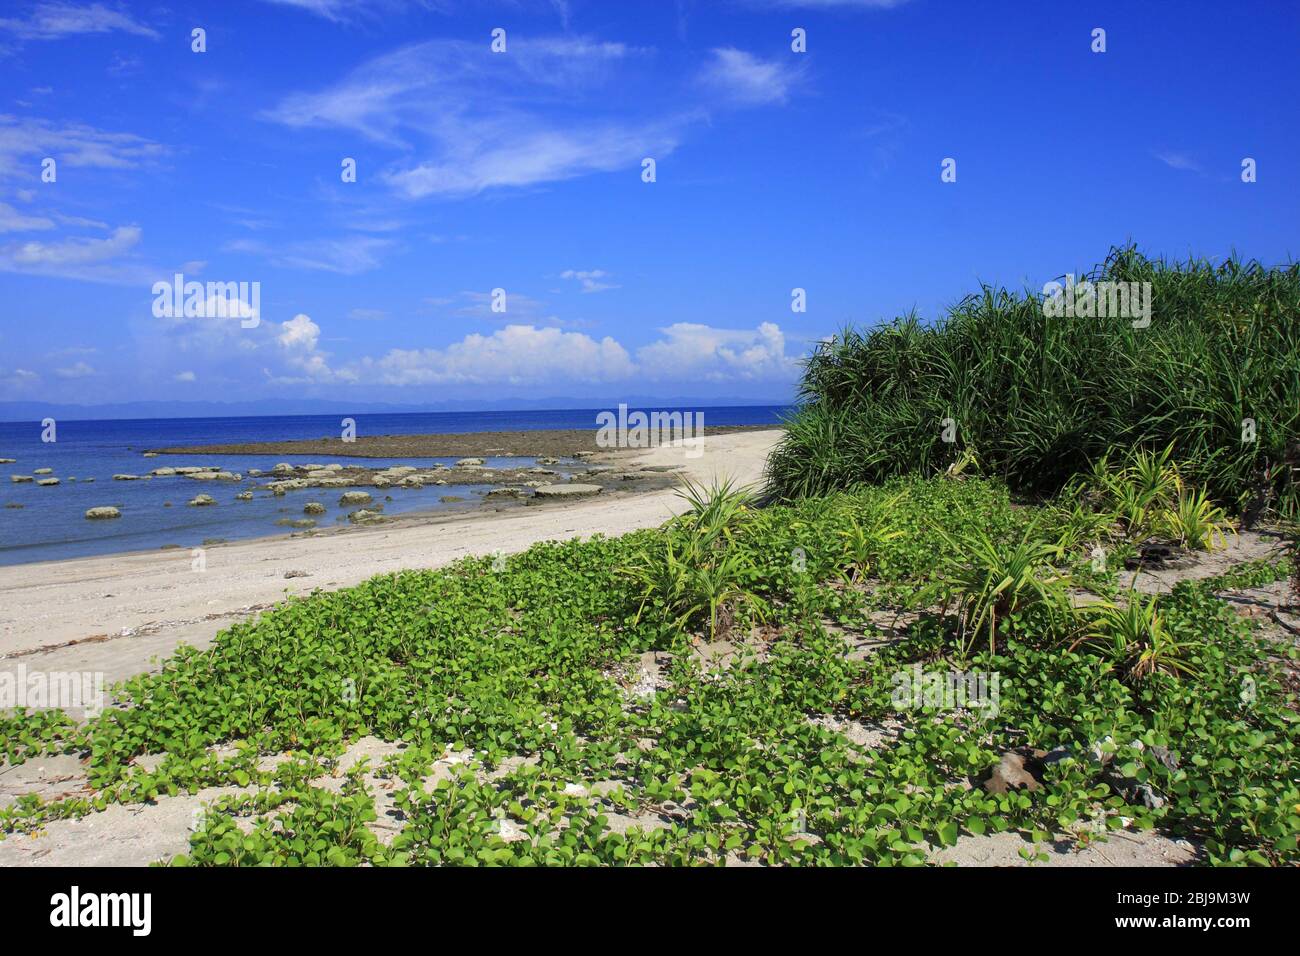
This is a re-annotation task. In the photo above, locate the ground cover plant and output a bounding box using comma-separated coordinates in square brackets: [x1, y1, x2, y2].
[766, 246, 1300, 517]
[2, 465, 1297, 866]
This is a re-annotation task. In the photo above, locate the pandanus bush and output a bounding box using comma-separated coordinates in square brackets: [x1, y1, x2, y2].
[768, 246, 1300, 518]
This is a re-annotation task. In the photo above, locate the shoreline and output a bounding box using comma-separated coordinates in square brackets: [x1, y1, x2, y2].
[0, 429, 784, 690]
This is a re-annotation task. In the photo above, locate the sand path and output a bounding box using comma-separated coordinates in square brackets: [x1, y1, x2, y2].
[0, 430, 783, 692]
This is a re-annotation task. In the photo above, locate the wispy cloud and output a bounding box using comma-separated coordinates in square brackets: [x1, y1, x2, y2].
[1154, 151, 1202, 173]
[0, 115, 165, 178]
[698, 48, 804, 106]
[740, 0, 913, 8]
[265, 37, 692, 199]
[0, 224, 141, 280]
[256, 0, 444, 23]
[54, 360, 96, 378]
[0, 201, 54, 232]
[225, 235, 395, 275]
[0, 2, 160, 40]
[560, 268, 619, 293]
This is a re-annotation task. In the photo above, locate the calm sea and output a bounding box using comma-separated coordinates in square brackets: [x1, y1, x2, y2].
[0, 406, 788, 567]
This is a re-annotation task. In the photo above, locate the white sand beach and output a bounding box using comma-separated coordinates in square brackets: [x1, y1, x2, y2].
[0, 429, 784, 690]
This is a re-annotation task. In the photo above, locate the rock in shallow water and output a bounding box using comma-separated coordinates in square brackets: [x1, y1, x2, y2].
[85, 506, 121, 520]
[532, 483, 602, 499]
[188, 494, 217, 507]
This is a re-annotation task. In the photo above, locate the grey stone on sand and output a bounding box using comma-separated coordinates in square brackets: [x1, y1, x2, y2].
[533, 483, 602, 499]
[347, 508, 387, 524]
[85, 506, 121, 520]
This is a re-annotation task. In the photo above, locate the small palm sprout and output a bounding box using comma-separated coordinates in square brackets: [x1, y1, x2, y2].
[922, 518, 1071, 658]
[1072, 593, 1201, 682]
[1160, 485, 1236, 551]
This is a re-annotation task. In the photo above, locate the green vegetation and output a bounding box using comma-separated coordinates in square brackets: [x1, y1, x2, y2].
[2, 465, 1297, 866]
[766, 247, 1300, 517]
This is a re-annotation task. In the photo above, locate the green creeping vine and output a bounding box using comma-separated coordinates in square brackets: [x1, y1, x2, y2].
[2, 476, 1298, 866]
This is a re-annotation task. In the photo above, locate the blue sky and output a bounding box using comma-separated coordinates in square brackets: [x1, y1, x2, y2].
[0, 0, 1297, 407]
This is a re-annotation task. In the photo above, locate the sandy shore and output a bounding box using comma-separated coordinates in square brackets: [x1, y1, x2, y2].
[0, 429, 783, 690]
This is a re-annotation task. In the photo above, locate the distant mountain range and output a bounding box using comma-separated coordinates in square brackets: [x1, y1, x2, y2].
[0, 396, 794, 423]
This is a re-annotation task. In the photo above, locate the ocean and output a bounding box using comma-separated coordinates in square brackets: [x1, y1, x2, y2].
[0, 406, 788, 567]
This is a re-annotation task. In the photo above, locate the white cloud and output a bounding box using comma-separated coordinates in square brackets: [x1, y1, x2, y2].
[144, 299, 798, 392]
[0, 2, 160, 40]
[174, 370, 196, 383]
[636, 322, 796, 381]
[560, 269, 619, 293]
[256, 0, 443, 23]
[337, 321, 798, 387]
[1155, 151, 1202, 173]
[278, 313, 321, 351]
[356, 324, 636, 386]
[4, 224, 139, 266]
[0, 115, 165, 178]
[0, 201, 54, 232]
[225, 235, 393, 275]
[265, 37, 689, 199]
[742, 0, 912, 7]
[54, 360, 95, 379]
[698, 48, 803, 106]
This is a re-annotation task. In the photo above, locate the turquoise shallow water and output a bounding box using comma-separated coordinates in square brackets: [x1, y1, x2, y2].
[0, 406, 787, 566]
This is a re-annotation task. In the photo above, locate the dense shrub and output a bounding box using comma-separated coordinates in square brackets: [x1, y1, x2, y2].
[767, 246, 1300, 516]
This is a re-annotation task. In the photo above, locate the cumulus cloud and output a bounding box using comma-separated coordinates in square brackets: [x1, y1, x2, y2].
[356, 325, 636, 386]
[636, 322, 796, 381]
